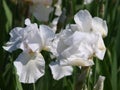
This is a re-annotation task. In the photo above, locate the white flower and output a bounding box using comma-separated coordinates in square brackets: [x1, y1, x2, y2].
[3, 18, 55, 53]
[3, 18, 55, 83]
[29, 0, 53, 22]
[49, 61, 73, 80]
[49, 30, 94, 80]
[49, 10, 108, 80]
[14, 51, 45, 83]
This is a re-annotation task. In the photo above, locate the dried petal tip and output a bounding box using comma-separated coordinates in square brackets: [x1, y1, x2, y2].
[94, 75, 105, 90]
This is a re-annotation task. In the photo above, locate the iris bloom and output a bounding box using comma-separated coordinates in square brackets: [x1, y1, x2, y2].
[49, 10, 107, 80]
[3, 18, 55, 83]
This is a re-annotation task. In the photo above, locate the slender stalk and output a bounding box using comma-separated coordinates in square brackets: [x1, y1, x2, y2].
[75, 67, 90, 90]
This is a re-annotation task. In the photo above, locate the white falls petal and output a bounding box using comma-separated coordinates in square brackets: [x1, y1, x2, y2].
[49, 61, 73, 80]
[14, 52, 45, 83]
[92, 17, 108, 37]
[74, 10, 92, 32]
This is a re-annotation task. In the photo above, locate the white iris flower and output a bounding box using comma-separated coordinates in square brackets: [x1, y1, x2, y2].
[49, 10, 107, 80]
[3, 18, 55, 83]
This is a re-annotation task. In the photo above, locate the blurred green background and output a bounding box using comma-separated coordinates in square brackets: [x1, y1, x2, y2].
[0, 0, 120, 90]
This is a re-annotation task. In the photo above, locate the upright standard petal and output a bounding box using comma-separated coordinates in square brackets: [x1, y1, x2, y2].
[39, 25, 55, 51]
[3, 19, 42, 52]
[92, 17, 108, 37]
[74, 10, 92, 32]
[25, 23, 42, 52]
[57, 29, 73, 54]
[49, 61, 73, 80]
[14, 52, 45, 83]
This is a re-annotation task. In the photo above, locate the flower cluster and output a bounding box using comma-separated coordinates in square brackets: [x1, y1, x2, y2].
[3, 9, 108, 83]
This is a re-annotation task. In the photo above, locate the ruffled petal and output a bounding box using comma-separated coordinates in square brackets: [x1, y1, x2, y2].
[14, 52, 45, 83]
[49, 61, 73, 80]
[3, 27, 23, 52]
[92, 17, 108, 37]
[74, 10, 92, 32]
[64, 31, 98, 46]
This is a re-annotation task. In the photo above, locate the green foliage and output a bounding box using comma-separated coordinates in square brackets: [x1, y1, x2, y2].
[0, 0, 120, 90]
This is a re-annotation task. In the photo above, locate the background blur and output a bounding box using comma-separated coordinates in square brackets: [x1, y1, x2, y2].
[0, 0, 120, 90]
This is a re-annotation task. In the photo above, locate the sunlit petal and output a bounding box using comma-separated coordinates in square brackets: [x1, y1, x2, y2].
[49, 61, 73, 80]
[92, 17, 108, 37]
[39, 25, 55, 51]
[14, 52, 45, 83]
[74, 10, 92, 32]
[3, 27, 23, 52]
